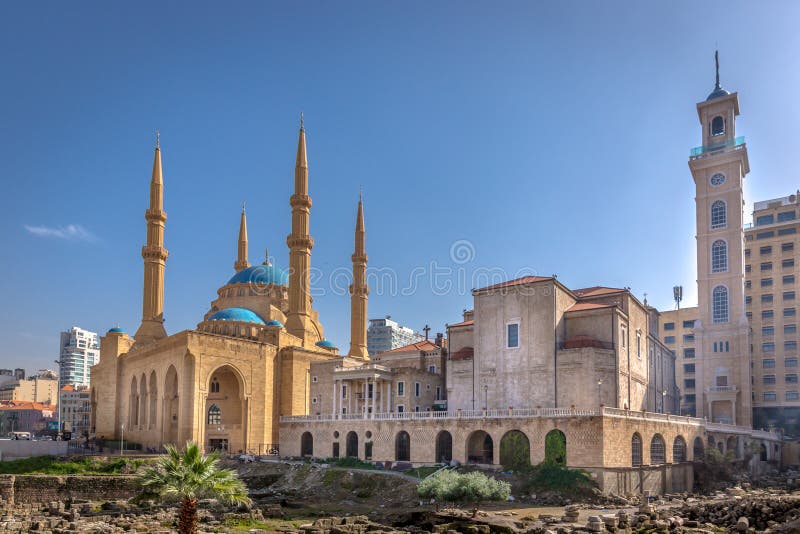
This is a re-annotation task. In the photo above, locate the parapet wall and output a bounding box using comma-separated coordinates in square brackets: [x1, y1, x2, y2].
[0, 475, 139, 505]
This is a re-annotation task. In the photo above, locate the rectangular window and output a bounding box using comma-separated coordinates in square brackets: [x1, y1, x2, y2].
[746, 264, 752, 273]
[435, 386, 441, 400]
[683, 364, 695, 374]
[784, 259, 796, 268]
[786, 341, 798, 353]
[779, 228, 797, 236]
[763, 342, 776, 352]
[763, 326, 775, 336]
[684, 348, 695, 359]
[786, 308, 798, 317]
[397, 405, 404, 413]
[786, 275, 796, 285]
[763, 310, 775, 320]
[716, 375, 728, 386]
[683, 334, 694, 343]
[761, 246, 773, 255]
[684, 379, 695, 389]
[757, 231, 775, 239]
[664, 336, 675, 344]
[682, 320, 694, 328]
[762, 263, 773, 271]
[778, 210, 797, 222]
[621, 327, 626, 347]
[341, 385, 347, 399]
[746, 281, 752, 289]
[397, 381, 405, 397]
[787, 391, 799, 401]
[787, 358, 799, 367]
[764, 375, 777, 385]
[506, 323, 519, 348]
[763, 359, 776, 368]
[784, 242, 796, 252]
[757, 215, 775, 226]
[428, 365, 436, 373]
[414, 382, 420, 397]
[764, 392, 777, 401]
[785, 291, 796, 301]
[762, 294, 774, 304]
[787, 374, 799, 384]
[745, 248, 752, 257]
[664, 322, 675, 331]
[746, 296, 753, 304]
[786, 324, 798, 335]
[762, 278, 774, 287]
[636, 331, 641, 358]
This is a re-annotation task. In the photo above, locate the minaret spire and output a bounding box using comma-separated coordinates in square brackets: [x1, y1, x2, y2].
[286, 116, 316, 341]
[135, 132, 169, 343]
[348, 193, 369, 360]
[234, 201, 250, 272]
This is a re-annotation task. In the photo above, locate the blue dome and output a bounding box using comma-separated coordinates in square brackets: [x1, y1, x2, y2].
[706, 86, 731, 101]
[208, 307, 266, 325]
[266, 320, 284, 327]
[108, 327, 125, 334]
[228, 264, 289, 286]
[316, 340, 336, 348]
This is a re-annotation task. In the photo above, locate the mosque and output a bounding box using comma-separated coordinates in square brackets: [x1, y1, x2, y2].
[90, 120, 370, 454]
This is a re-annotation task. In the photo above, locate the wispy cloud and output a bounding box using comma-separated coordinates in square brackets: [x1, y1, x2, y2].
[24, 224, 98, 243]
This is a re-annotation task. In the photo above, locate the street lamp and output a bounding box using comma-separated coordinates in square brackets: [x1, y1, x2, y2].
[120, 423, 125, 457]
[662, 390, 668, 414]
[597, 380, 603, 407]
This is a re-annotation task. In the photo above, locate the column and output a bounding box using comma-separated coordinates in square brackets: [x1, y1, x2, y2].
[332, 380, 337, 417]
[348, 380, 353, 414]
[732, 399, 736, 426]
[363, 381, 367, 415]
[372, 378, 377, 418]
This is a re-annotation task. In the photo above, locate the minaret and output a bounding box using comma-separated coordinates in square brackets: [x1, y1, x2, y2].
[135, 132, 169, 343]
[348, 193, 369, 359]
[285, 114, 315, 339]
[234, 202, 250, 272]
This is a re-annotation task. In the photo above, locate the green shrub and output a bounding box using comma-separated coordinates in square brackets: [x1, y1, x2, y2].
[520, 464, 595, 498]
[418, 470, 510, 516]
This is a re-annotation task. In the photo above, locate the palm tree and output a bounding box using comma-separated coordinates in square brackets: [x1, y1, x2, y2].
[139, 441, 250, 534]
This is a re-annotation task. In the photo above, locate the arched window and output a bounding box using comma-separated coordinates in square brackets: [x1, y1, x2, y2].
[712, 240, 728, 273]
[210, 377, 220, 393]
[207, 404, 221, 425]
[711, 116, 724, 136]
[632, 433, 643, 467]
[712, 286, 729, 323]
[673, 436, 687, 463]
[711, 200, 727, 229]
[650, 434, 666, 465]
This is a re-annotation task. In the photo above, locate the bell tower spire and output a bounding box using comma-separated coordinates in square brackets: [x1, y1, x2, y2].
[286, 114, 316, 340]
[234, 202, 250, 272]
[135, 132, 169, 343]
[348, 191, 369, 360]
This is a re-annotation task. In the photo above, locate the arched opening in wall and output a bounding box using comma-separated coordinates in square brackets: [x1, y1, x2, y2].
[708, 436, 716, 449]
[129, 376, 139, 428]
[332, 442, 340, 458]
[693, 437, 704, 460]
[301, 432, 313, 457]
[163, 366, 179, 445]
[499, 430, 530, 470]
[205, 365, 245, 454]
[148, 371, 158, 429]
[631, 433, 643, 467]
[139, 374, 148, 430]
[346, 431, 359, 458]
[711, 115, 724, 136]
[717, 441, 724, 454]
[760, 443, 768, 461]
[466, 430, 494, 464]
[650, 434, 666, 465]
[545, 429, 567, 466]
[727, 436, 738, 458]
[435, 431, 453, 463]
[673, 436, 687, 463]
[395, 431, 411, 462]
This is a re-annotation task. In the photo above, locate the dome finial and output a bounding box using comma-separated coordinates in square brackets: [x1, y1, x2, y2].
[300, 111, 304, 131]
[263, 247, 271, 266]
[155, 129, 160, 149]
[242, 200, 246, 213]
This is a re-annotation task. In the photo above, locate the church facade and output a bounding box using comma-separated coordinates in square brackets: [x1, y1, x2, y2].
[90, 123, 349, 454]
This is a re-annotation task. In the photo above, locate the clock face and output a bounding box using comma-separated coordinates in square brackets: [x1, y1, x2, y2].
[710, 173, 726, 186]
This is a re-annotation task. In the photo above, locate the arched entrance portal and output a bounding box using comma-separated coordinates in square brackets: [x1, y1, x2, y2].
[467, 431, 493, 464]
[436, 431, 453, 463]
[545, 429, 567, 466]
[204, 366, 246, 453]
[346, 431, 359, 458]
[162, 366, 179, 445]
[301, 432, 314, 457]
[395, 431, 411, 461]
[499, 430, 530, 470]
[693, 437, 704, 460]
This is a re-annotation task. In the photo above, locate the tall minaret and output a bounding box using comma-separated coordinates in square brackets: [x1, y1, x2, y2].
[135, 132, 169, 343]
[285, 114, 315, 339]
[234, 202, 250, 272]
[348, 193, 369, 360]
[689, 51, 751, 426]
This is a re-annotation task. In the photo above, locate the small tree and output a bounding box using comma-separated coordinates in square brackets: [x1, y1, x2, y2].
[418, 471, 510, 517]
[139, 441, 250, 534]
[417, 470, 460, 510]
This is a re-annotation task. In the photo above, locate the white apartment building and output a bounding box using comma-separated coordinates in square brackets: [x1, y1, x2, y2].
[59, 327, 100, 389]
[367, 317, 424, 356]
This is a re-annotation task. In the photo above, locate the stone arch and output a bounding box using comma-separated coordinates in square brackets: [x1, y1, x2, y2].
[346, 431, 359, 458]
[631, 433, 643, 467]
[148, 370, 158, 429]
[395, 430, 410, 462]
[717, 440, 724, 453]
[139, 373, 148, 429]
[435, 431, 453, 463]
[466, 430, 493, 464]
[650, 434, 666, 465]
[129, 375, 139, 428]
[301, 431, 313, 457]
[760, 443, 768, 461]
[545, 429, 567, 466]
[673, 436, 687, 463]
[205, 364, 246, 454]
[727, 436, 738, 458]
[693, 436, 704, 460]
[163, 365, 179, 445]
[708, 435, 716, 449]
[499, 430, 530, 470]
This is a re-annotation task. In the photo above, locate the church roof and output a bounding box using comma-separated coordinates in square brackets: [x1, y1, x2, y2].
[473, 276, 553, 293]
[572, 286, 626, 298]
[227, 263, 289, 286]
[207, 307, 266, 325]
[448, 319, 474, 328]
[379, 339, 439, 355]
[567, 302, 614, 312]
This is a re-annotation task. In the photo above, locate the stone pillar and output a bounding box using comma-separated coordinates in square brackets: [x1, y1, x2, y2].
[332, 380, 337, 417]
[388, 381, 392, 412]
[372, 378, 377, 418]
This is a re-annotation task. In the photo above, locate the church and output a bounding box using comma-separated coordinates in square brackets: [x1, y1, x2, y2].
[90, 120, 368, 454]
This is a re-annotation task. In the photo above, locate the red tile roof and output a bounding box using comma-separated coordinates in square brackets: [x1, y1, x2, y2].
[448, 319, 474, 328]
[474, 276, 552, 292]
[0, 401, 56, 412]
[378, 340, 440, 355]
[450, 346, 474, 361]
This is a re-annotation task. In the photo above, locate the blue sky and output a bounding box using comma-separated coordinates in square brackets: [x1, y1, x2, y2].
[1, 1, 799, 372]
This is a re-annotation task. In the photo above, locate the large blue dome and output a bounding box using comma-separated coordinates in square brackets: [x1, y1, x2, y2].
[228, 264, 289, 286]
[208, 307, 266, 325]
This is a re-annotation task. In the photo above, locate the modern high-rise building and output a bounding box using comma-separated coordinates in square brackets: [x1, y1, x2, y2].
[367, 317, 424, 356]
[59, 327, 100, 389]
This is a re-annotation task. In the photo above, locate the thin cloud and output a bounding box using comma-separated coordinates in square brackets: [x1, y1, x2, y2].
[24, 224, 98, 242]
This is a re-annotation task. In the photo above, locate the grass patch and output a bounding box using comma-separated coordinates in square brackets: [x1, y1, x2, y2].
[323, 457, 376, 470]
[0, 455, 150, 475]
[519, 464, 596, 498]
[225, 517, 310, 531]
[408, 466, 443, 479]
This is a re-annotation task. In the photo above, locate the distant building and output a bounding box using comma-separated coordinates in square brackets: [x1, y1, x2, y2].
[59, 385, 91, 437]
[0, 370, 11, 377]
[367, 317, 424, 356]
[0, 372, 59, 404]
[0, 401, 55, 435]
[14, 369, 25, 380]
[59, 327, 100, 389]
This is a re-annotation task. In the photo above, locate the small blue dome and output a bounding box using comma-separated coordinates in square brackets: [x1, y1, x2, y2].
[208, 307, 266, 325]
[316, 340, 336, 348]
[266, 320, 284, 327]
[228, 264, 289, 286]
[707, 85, 731, 101]
[108, 327, 125, 334]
